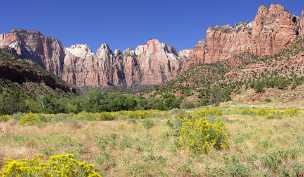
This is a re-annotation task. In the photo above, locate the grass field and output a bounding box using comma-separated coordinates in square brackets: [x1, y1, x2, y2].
[0, 106, 304, 177]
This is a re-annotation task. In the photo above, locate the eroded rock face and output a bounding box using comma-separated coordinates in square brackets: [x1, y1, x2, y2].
[134, 39, 182, 85]
[1, 4, 303, 88]
[0, 29, 64, 76]
[179, 41, 205, 70]
[300, 10, 304, 35]
[62, 40, 182, 87]
[62, 44, 127, 87]
[189, 4, 301, 64]
[251, 4, 299, 56]
[123, 49, 142, 87]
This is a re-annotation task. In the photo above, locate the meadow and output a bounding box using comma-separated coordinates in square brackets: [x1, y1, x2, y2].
[0, 106, 303, 177]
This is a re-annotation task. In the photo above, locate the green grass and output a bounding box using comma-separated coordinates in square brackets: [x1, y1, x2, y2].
[0, 106, 303, 176]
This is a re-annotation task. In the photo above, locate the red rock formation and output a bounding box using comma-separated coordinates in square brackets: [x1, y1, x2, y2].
[188, 4, 300, 65]
[123, 49, 142, 87]
[0, 29, 64, 76]
[179, 41, 205, 70]
[62, 44, 126, 87]
[134, 39, 182, 85]
[1, 4, 303, 88]
[300, 10, 304, 35]
[62, 40, 182, 87]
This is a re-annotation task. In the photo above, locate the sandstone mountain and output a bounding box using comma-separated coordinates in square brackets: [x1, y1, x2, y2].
[0, 4, 303, 88]
[0, 29, 64, 76]
[183, 4, 304, 69]
[62, 39, 182, 87]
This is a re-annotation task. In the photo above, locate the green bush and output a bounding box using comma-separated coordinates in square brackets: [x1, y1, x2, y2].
[0, 115, 12, 122]
[0, 154, 102, 177]
[71, 112, 115, 121]
[262, 149, 299, 171]
[19, 113, 44, 126]
[178, 117, 229, 154]
[142, 119, 155, 129]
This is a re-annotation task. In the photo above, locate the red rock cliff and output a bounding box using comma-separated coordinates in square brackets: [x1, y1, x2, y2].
[186, 4, 301, 67]
[0, 29, 64, 76]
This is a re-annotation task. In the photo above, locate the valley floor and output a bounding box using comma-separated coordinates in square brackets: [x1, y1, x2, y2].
[0, 106, 303, 177]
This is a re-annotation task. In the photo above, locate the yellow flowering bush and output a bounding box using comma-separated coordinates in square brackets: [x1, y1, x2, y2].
[19, 112, 43, 126]
[238, 108, 300, 117]
[0, 154, 102, 177]
[191, 107, 223, 118]
[179, 117, 229, 154]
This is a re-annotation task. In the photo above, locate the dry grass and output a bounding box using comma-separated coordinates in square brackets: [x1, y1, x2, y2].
[0, 107, 303, 176]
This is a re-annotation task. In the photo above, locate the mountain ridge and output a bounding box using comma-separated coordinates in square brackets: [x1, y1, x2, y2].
[0, 4, 303, 89]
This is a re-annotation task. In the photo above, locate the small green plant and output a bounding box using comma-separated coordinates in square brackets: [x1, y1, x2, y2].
[262, 149, 299, 171]
[0, 154, 102, 177]
[178, 117, 229, 154]
[19, 112, 43, 126]
[0, 115, 12, 122]
[142, 119, 154, 129]
[225, 161, 250, 177]
[96, 134, 118, 150]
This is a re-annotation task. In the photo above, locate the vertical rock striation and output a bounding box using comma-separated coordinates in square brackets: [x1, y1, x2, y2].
[0, 4, 303, 88]
[0, 29, 64, 76]
[185, 4, 301, 68]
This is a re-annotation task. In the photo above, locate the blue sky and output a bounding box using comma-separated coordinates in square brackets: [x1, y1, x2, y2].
[1, 0, 303, 51]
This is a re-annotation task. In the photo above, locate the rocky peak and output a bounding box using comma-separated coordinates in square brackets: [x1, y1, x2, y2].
[179, 49, 193, 59]
[65, 44, 93, 59]
[114, 49, 122, 56]
[0, 29, 65, 76]
[123, 48, 136, 56]
[189, 3, 301, 65]
[96, 43, 112, 59]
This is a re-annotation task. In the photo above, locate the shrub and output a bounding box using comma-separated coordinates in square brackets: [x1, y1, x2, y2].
[142, 119, 154, 129]
[0, 115, 12, 122]
[178, 117, 229, 154]
[96, 134, 118, 150]
[262, 149, 299, 171]
[192, 107, 223, 118]
[71, 112, 115, 121]
[237, 107, 300, 118]
[0, 154, 102, 177]
[19, 112, 44, 126]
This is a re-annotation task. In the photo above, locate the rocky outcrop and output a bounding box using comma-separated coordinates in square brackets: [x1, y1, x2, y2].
[187, 4, 301, 66]
[179, 41, 205, 70]
[62, 40, 182, 87]
[0, 29, 65, 76]
[62, 44, 126, 87]
[134, 39, 182, 85]
[123, 49, 142, 87]
[301, 10, 304, 35]
[1, 4, 303, 88]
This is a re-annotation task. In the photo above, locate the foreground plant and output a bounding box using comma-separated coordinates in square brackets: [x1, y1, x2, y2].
[178, 116, 229, 154]
[1, 154, 102, 177]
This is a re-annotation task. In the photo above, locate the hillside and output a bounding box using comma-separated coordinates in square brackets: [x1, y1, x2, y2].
[158, 36, 304, 107]
[0, 49, 74, 114]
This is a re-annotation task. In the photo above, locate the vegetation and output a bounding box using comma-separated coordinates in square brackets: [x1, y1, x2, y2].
[156, 36, 304, 107]
[178, 117, 229, 153]
[1, 154, 102, 177]
[0, 106, 303, 176]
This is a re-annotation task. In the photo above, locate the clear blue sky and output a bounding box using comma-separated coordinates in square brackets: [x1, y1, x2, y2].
[1, 0, 303, 51]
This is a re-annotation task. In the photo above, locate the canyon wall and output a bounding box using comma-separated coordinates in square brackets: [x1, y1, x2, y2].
[0, 4, 303, 88]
